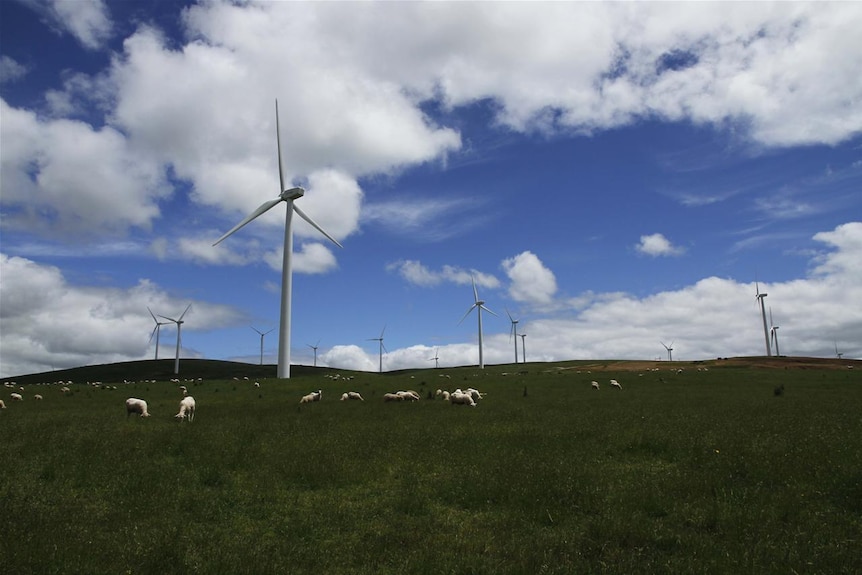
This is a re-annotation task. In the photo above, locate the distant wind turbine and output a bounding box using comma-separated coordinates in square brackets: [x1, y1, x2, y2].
[147, 307, 169, 360]
[755, 280, 771, 357]
[213, 100, 343, 379]
[307, 341, 320, 367]
[459, 276, 497, 369]
[429, 347, 440, 369]
[368, 326, 386, 373]
[660, 341, 674, 362]
[835, 341, 844, 360]
[518, 333, 527, 364]
[160, 304, 191, 375]
[251, 326, 274, 366]
[506, 309, 520, 364]
[768, 308, 780, 357]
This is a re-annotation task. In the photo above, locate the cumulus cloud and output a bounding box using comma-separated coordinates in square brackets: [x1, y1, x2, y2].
[387, 260, 500, 290]
[636, 233, 685, 257]
[18, 0, 112, 50]
[0, 56, 28, 84]
[502, 251, 557, 305]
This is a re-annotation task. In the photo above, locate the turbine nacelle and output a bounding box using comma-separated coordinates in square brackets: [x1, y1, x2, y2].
[281, 187, 305, 201]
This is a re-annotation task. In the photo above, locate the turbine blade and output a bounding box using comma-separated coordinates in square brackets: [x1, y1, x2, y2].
[471, 276, 479, 303]
[159, 315, 178, 323]
[149, 324, 158, 343]
[213, 197, 283, 246]
[178, 304, 192, 321]
[275, 99, 285, 193]
[458, 304, 478, 325]
[480, 304, 498, 317]
[293, 204, 344, 248]
[148, 306, 158, 322]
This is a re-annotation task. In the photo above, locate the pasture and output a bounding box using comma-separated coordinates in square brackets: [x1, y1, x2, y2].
[2, 358, 861, 574]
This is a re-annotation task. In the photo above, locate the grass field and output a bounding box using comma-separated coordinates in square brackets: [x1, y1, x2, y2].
[2, 358, 861, 574]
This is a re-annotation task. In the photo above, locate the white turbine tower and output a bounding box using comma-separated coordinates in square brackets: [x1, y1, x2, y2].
[213, 100, 343, 379]
[835, 341, 844, 360]
[368, 326, 386, 373]
[147, 307, 169, 361]
[160, 304, 191, 375]
[518, 333, 527, 364]
[429, 347, 440, 369]
[251, 326, 274, 366]
[768, 308, 780, 357]
[506, 309, 520, 364]
[661, 341, 674, 362]
[307, 341, 320, 367]
[458, 276, 497, 369]
[756, 281, 771, 356]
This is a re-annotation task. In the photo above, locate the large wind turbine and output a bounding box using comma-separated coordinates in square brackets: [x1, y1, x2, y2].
[429, 347, 440, 369]
[506, 309, 520, 364]
[518, 333, 527, 364]
[458, 276, 497, 369]
[307, 341, 320, 367]
[368, 326, 386, 373]
[835, 342, 844, 360]
[768, 308, 780, 357]
[213, 100, 343, 379]
[660, 341, 674, 362]
[755, 281, 771, 356]
[160, 304, 191, 375]
[147, 307, 169, 360]
[251, 326, 274, 366]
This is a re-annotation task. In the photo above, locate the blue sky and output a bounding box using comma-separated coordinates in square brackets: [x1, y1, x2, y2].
[1, 1, 860, 378]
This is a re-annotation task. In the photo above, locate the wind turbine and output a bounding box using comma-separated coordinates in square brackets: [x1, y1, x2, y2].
[458, 276, 497, 369]
[660, 341, 674, 362]
[755, 281, 771, 357]
[506, 309, 520, 364]
[306, 341, 320, 367]
[368, 326, 386, 373]
[160, 304, 191, 375]
[251, 326, 274, 366]
[213, 100, 343, 379]
[429, 347, 440, 368]
[768, 308, 780, 357]
[835, 341, 844, 360]
[147, 307, 169, 360]
[519, 333, 527, 364]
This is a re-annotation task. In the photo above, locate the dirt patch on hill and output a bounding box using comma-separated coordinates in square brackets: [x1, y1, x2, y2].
[546, 357, 858, 372]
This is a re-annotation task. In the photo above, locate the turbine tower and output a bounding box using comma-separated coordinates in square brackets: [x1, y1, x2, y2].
[213, 100, 343, 379]
[768, 308, 780, 357]
[660, 341, 674, 362]
[506, 309, 520, 364]
[518, 333, 527, 364]
[835, 341, 843, 360]
[307, 341, 320, 367]
[459, 276, 497, 369]
[251, 326, 274, 366]
[160, 304, 191, 375]
[429, 347, 440, 369]
[368, 326, 386, 373]
[755, 281, 771, 357]
[147, 307, 169, 360]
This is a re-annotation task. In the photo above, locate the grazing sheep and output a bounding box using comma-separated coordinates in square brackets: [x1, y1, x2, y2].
[175, 396, 196, 422]
[34, 394, 43, 400]
[125, 398, 150, 417]
[61, 386, 71, 394]
[254, 382, 260, 388]
[396, 390, 420, 401]
[0, 399, 6, 409]
[383, 392, 404, 402]
[300, 390, 322, 404]
[591, 381, 600, 390]
[449, 390, 476, 407]
[342, 391, 364, 401]
[10, 392, 23, 402]
[610, 379, 622, 390]
[466, 388, 483, 401]
[441, 391, 450, 401]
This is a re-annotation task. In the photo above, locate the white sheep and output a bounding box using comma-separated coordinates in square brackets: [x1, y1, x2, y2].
[341, 391, 363, 401]
[441, 391, 450, 401]
[300, 390, 322, 404]
[466, 388, 483, 401]
[0, 399, 6, 409]
[449, 390, 476, 407]
[610, 379, 622, 390]
[396, 390, 420, 401]
[175, 396, 196, 422]
[10, 392, 23, 402]
[591, 381, 600, 390]
[125, 397, 150, 417]
[61, 386, 71, 394]
[34, 394, 43, 400]
[383, 392, 404, 402]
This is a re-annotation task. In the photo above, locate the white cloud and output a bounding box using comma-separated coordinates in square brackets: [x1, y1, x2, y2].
[387, 261, 501, 290]
[0, 56, 28, 84]
[636, 233, 685, 257]
[501, 251, 557, 305]
[19, 0, 112, 50]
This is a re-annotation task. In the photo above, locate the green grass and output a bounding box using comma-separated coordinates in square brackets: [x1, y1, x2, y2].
[2, 360, 861, 574]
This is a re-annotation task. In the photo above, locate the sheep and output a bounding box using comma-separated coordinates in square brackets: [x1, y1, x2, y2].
[449, 390, 476, 407]
[175, 396, 196, 422]
[125, 398, 150, 417]
[383, 392, 404, 402]
[610, 379, 622, 390]
[441, 391, 451, 401]
[10, 392, 23, 402]
[300, 390, 322, 404]
[591, 381, 600, 390]
[466, 388, 483, 401]
[61, 386, 71, 394]
[341, 391, 363, 401]
[34, 394, 43, 400]
[396, 390, 420, 401]
[0, 399, 6, 409]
